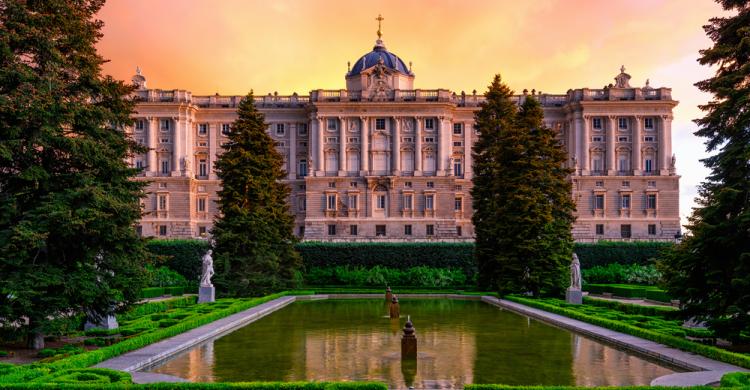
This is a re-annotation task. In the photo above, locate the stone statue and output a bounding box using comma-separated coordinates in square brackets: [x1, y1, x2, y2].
[670, 154, 676, 169]
[570, 253, 581, 290]
[200, 249, 214, 287]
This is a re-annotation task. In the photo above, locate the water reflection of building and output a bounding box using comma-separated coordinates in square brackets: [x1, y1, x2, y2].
[303, 326, 475, 388]
[571, 335, 674, 386]
[152, 342, 216, 382]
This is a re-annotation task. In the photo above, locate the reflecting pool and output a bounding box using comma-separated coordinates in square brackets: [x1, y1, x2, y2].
[146, 299, 679, 388]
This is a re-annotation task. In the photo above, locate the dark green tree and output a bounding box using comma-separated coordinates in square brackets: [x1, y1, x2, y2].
[212, 92, 301, 296]
[658, 0, 750, 343]
[472, 75, 574, 296]
[0, 0, 149, 348]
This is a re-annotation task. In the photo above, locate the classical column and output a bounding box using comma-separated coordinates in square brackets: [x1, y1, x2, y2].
[147, 117, 158, 175]
[316, 116, 325, 176]
[463, 121, 472, 179]
[183, 112, 194, 178]
[208, 123, 218, 180]
[171, 116, 181, 176]
[414, 117, 423, 176]
[392, 117, 401, 175]
[581, 115, 590, 174]
[606, 116, 616, 175]
[288, 122, 297, 180]
[339, 117, 347, 176]
[660, 115, 672, 174]
[437, 116, 450, 176]
[360, 116, 369, 175]
[309, 115, 318, 174]
[632, 116, 642, 175]
[573, 113, 584, 176]
[567, 117, 577, 173]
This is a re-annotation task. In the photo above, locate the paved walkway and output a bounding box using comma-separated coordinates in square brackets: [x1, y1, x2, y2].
[481, 296, 747, 386]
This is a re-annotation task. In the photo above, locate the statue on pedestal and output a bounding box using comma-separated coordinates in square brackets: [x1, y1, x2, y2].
[570, 253, 581, 290]
[200, 249, 214, 287]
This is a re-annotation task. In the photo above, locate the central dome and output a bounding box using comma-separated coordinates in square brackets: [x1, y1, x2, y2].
[348, 40, 411, 76]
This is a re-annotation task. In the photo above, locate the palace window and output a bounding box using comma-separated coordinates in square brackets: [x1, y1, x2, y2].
[350, 182, 358, 188]
[159, 225, 168, 236]
[326, 137, 338, 143]
[454, 197, 463, 211]
[647, 194, 657, 209]
[161, 160, 170, 174]
[644, 136, 655, 142]
[299, 159, 308, 177]
[198, 123, 208, 135]
[424, 137, 435, 143]
[594, 194, 604, 210]
[618, 118, 628, 130]
[327, 118, 337, 130]
[644, 158, 654, 173]
[592, 155, 603, 172]
[276, 123, 285, 136]
[160, 119, 170, 131]
[453, 141, 463, 147]
[402, 137, 413, 143]
[221, 123, 231, 135]
[328, 224, 336, 236]
[404, 225, 412, 236]
[199, 159, 207, 177]
[197, 198, 206, 212]
[618, 156, 630, 171]
[621, 194, 631, 209]
[622, 181, 630, 187]
[299, 226, 305, 236]
[158, 195, 168, 211]
[425, 194, 434, 210]
[618, 136, 629, 142]
[644, 117, 654, 130]
[299, 123, 308, 135]
[592, 136, 603, 142]
[648, 180, 656, 187]
[160, 138, 171, 143]
[327, 194, 337, 210]
[403, 194, 413, 210]
[350, 225, 358, 236]
[328, 182, 336, 188]
[375, 118, 386, 130]
[426, 224, 435, 236]
[348, 137, 359, 143]
[595, 224, 604, 235]
[135, 120, 145, 131]
[298, 196, 306, 211]
[348, 195, 358, 209]
[648, 224, 657, 235]
[198, 141, 208, 147]
[621, 224, 632, 238]
[453, 158, 462, 176]
[425, 118, 435, 130]
[376, 225, 386, 236]
[135, 159, 144, 170]
[595, 181, 604, 187]
[456, 226, 462, 236]
[376, 195, 386, 209]
[198, 226, 207, 236]
[592, 118, 602, 130]
[426, 181, 434, 188]
[136, 225, 143, 237]
[453, 123, 463, 135]
[404, 181, 412, 188]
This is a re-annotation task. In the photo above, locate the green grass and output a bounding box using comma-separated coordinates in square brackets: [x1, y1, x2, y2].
[505, 295, 750, 369]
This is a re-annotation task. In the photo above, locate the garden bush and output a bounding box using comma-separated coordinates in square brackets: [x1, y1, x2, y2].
[304, 266, 471, 288]
[574, 241, 673, 267]
[582, 263, 662, 285]
[720, 372, 750, 387]
[139, 287, 165, 299]
[30, 368, 131, 384]
[585, 284, 670, 300]
[505, 296, 750, 369]
[145, 239, 211, 282]
[146, 265, 189, 288]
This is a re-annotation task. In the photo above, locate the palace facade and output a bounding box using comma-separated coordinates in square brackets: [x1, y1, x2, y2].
[127, 33, 680, 242]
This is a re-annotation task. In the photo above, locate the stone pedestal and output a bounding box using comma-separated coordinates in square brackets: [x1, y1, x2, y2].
[199, 286, 215, 303]
[566, 288, 583, 305]
[84, 315, 118, 331]
[389, 297, 400, 319]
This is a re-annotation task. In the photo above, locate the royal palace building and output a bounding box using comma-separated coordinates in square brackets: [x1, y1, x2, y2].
[127, 29, 680, 242]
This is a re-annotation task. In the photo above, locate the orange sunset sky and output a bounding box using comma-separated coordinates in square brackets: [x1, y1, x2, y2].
[96, 0, 729, 228]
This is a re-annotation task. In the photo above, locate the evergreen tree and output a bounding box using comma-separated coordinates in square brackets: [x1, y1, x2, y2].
[212, 92, 301, 296]
[658, 0, 750, 342]
[0, 0, 149, 348]
[472, 75, 574, 296]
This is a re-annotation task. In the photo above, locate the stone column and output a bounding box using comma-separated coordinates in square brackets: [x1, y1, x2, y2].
[463, 121, 472, 179]
[632, 116, 642, 175]
[567, 117, 577, 173]
[147, 117, 158, 175]
[573, 113, 584, 175]
[310, 115, 318, 174]
[360, 116, 369, 175]
[581, 115, 590, 174]
[183, 113, 194, 178]
[414, 117, 423, 176]
[171, 116, 181, 176]
[288, 122, 297, 180]
[317, 117, 325, 176]
[660, 115, 672, 174]
[437, 116, 450, 176]
[606, 116, 616, 175]
[209, 123, 218, 180]
[392, 117, 401, 175]
[339, 117, 347, 176]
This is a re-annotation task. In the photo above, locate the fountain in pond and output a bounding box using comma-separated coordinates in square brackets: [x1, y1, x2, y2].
[389, 295, 400, 319]
[401, 315, 417, 359]
[385, 286, 392, 302]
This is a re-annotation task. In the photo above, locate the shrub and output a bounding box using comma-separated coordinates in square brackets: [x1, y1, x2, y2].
[585, 284, 670, 301]
[720, 372, 750, 387]
[146, 265, 188, 288]
[0, 351, 7, 357]
[582, 263, 662, 285]
[31, 368, 131, 384]
[645, 289, 672, 303]
[145, 239, 211, 283]
[139, 288, 165, 299]
[304, 266, 470, 288]
[574, 241, 673, 267]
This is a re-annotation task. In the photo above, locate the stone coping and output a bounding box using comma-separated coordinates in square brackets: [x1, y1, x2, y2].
[95, 294, 746, 386]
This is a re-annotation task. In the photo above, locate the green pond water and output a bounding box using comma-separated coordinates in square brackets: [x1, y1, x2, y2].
[146, 299, 679, 388]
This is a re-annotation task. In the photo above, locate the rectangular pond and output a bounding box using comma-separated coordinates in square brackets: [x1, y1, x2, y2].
[144, 299, 680, 388]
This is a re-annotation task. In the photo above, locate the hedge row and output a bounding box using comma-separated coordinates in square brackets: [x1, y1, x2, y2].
[586, 284, 671, 301]
[0, 382, 387, 390]
[721, 372, 750, 387]
[139, 286, 185, 299]
[145, 239, 211, 282]
[583, 297, 676, 317]
[504, 296, 750, 369]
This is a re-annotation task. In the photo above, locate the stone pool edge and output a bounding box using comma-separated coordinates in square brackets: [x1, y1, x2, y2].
[96, 294, 747, 386]
[481, 296, 748, 386]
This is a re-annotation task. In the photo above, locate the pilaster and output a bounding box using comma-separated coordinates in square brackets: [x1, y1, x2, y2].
[632, 115, 642, 175]
[606, 116, 616, 175]
[392, 117, 401, 175]
[360, 116, 370, 175]
[339, 117, 347, 176]
[147, 116, 158, 176]
[414, 116, 423, 176]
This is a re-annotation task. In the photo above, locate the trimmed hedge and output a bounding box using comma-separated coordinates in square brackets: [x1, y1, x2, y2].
[574, 241, 673, 268]
[0, 382, 387, 389]
[139, 286, 186, 299]
[585, 284, 670, 300]
[505, 296, 750, 369]
[583, 297, 676, 317]
[145, 239, 211, 282]
[30, 368, 131, 384]
[721, 372, 750, 387]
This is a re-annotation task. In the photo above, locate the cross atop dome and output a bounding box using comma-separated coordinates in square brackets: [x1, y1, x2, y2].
[376, 14, 384, 39]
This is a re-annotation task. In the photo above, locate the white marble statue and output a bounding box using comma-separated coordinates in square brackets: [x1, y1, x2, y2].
[570, 253, 582, 290]
[200, 249, 214, 287]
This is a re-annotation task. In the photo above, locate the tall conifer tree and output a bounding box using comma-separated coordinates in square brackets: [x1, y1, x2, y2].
[0, 0, 149, 348]
[658, 0, 750, 342]
[472, 75, 574, 296]
[212, 92, 301, 296]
